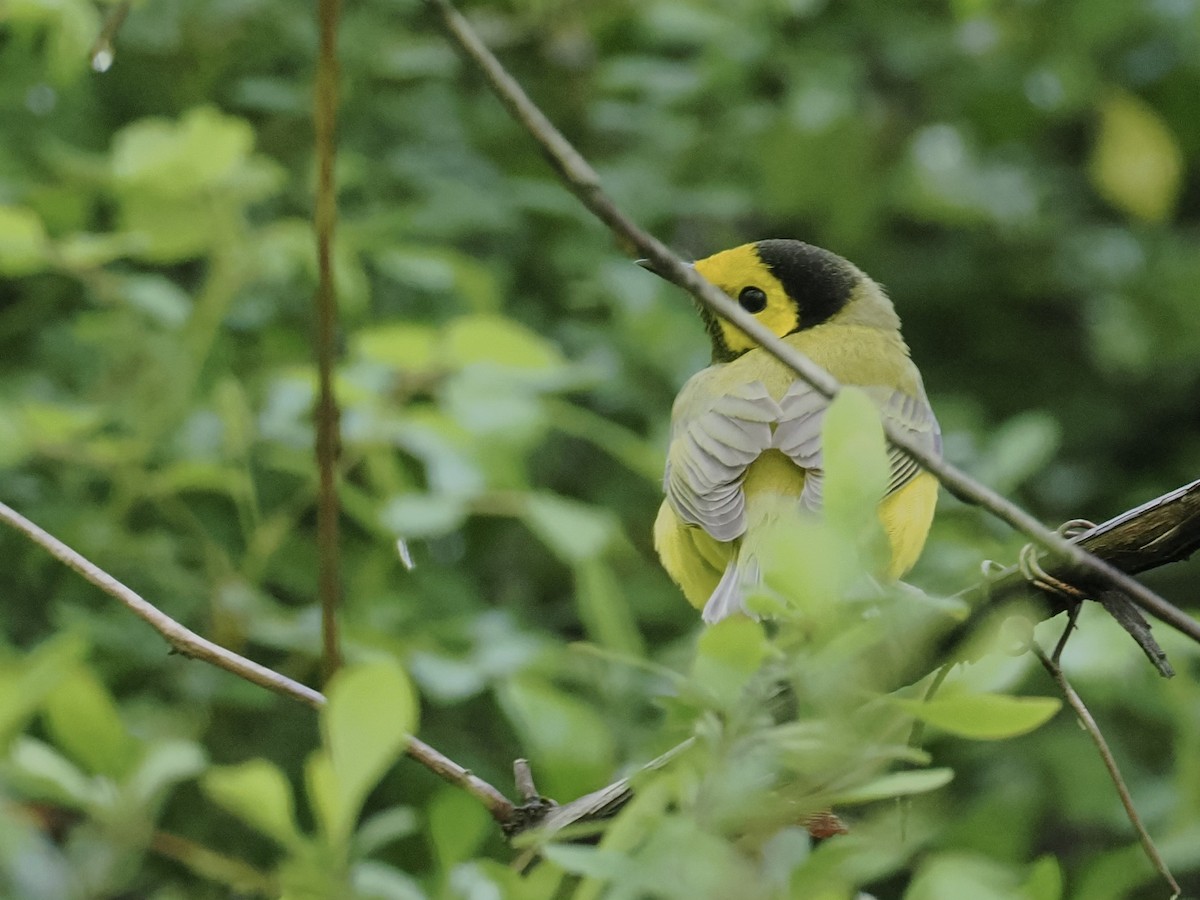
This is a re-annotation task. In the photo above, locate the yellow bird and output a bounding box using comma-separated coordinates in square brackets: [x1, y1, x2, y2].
[646, 240, 940, 623]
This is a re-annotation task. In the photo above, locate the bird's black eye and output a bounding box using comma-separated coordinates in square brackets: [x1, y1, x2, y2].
[738, 286, 767, 313]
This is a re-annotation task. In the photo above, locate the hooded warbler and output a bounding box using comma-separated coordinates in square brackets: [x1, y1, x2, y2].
[647, 240, 941, 623]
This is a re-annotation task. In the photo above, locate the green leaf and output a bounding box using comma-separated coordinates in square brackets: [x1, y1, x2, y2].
[0, 205, 49, 275]
[353, 806, 420, 858]
[896, 692, 1061, 740]
[760, 516, 859, 621]
[833, 768, 954, 805]
[541, 844, 627, 880]
[354, 324, 439, 371]
[321, 660, 418, 843]
[692, 617, 769, 708]
[7, 737, 96, 809]
[906, 851, 1043, 900]
[1089, 91, 1183, 222]
[204, 758, 303, 847]
[1022, 855, 1064, 900]
[821, 387, 889, 533]
[112, 106, 256, 195]
[498, 675, 615, 799]
[305, 751, 338, 844]
[42, 666, 138, 779]
[428, 787, 490, 871]
[443, 314, 566, 372]
[0, 634, 84, 748]
[127, 739, 207, 808]
[380, 492, 468, 539]
[573, 558, 646, 656]
[522, 493, 617, 564]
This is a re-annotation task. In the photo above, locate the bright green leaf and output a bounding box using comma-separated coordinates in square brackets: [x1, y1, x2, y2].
[0, 635, 84, 748]
[42, 666, 138, 779]
[321, 660, 417, 843]
[204, 759, 303, 848]
[821, 387, 889, 532]
[833, 768, 954, 805]
[354, 324, 439, 371]
[1089, 91, 1183, 223]
[692, 616, 769, 708]
[897, 692, 1061, 740]
[443, 314, 565, 372]
[305, 751, 338, 845]
[428, 787, 490, 872]
[0, 205, 49, 275]
[1022, 855, 1063, 900]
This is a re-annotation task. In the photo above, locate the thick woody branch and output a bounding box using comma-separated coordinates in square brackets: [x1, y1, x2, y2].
[424, 0, 1200, 650]
[0, 501, 515, 824]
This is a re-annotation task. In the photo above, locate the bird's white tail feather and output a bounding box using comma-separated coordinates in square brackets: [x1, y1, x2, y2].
[702, 555, 762, 624]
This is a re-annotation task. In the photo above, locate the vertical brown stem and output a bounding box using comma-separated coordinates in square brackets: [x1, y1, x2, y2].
[314, 0, 344, 681]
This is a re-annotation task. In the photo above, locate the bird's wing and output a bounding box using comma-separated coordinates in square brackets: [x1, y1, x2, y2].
[869, 385, 942, 495]
[665, 379, 781, 541]
[772, 381, 941, 511]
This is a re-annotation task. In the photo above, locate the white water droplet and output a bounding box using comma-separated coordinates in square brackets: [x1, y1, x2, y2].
[92, 48, 114, 73]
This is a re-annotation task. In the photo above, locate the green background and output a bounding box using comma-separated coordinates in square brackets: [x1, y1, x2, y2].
[1, 0, 1199, 896]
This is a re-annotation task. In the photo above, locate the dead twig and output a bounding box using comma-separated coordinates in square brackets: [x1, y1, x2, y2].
[0, 501, 515, 824]
[1031, 639, 1180, 898]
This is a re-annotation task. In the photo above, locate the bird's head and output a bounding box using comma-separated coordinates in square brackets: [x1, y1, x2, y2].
[645, 240, 901, 363]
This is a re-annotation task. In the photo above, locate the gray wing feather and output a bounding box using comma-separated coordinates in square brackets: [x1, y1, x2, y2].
[665, 380, 781, 541]
[867, 385, 942, 496]
[771, 381, 941, 513]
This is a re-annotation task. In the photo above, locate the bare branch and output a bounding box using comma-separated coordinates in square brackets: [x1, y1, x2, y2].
[424, 0, 1200, 650]
[1032, 642, 1180, 899]
[313, 0, 344, 681]
[0, 501, 515, 824]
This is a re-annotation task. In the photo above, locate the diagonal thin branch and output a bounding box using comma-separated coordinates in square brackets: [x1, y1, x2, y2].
[1032, 642, 1180, 899]
[424, 0, 1200, 651]
[0, 501, 515, 824]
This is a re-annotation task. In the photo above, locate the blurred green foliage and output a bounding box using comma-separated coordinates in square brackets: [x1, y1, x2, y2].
[2, 0, 1200, 896]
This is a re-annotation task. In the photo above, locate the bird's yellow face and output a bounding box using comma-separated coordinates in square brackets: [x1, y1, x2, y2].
[690, 240, 860, 363]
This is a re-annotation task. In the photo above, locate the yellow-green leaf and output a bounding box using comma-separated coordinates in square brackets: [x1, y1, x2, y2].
[897, 692, 1061, 740]
[43, 667, 138, 779]
[204, 759, 303, 848]
[321, 660, 417, 843]
[834, 767, 953, 805]
[1089, 91, 1183, 223]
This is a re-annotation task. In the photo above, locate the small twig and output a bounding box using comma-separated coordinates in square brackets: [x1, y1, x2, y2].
[425, 0, 1200, 651]
[1032, 641, 1180, 898]
[907, 663, 953, 754]
[313, 0, 344, 681]
[514, 759, 541, 804]
[1051, 604, 1081, 664]
[0, 502, 515, 824]
[88, 0, 132, 72]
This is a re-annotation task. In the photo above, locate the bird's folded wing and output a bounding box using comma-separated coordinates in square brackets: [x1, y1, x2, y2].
[871, 386, 942, 495]
[772, 382, 941, 511]
[665, 380, 781, 541]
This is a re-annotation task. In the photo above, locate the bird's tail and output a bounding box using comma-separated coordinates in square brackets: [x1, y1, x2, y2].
[702, 551, 762, 624]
